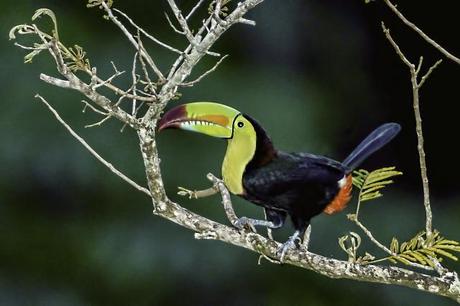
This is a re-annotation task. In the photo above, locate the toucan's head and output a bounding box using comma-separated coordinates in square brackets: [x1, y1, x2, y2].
[158, 102, 256, 140]
[158, 102, 275, 195]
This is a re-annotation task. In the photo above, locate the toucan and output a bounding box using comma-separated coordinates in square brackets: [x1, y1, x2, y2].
[158, 102, 400, 259]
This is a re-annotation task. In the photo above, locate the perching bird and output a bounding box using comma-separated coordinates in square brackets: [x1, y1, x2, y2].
[158, 102, 400, 259]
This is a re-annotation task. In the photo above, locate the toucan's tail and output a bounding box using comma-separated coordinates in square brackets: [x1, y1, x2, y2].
[342, 123, 401, 171]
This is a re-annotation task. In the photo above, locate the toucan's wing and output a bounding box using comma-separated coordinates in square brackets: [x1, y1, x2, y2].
[242, 152, 346, 211]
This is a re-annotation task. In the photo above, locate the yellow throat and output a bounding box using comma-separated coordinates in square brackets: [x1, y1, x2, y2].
[221, 116, 257, 195]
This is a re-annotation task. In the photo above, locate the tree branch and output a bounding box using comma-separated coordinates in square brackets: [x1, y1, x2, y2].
[101, 1, 165, 81]
[142, 0, 264, 124]
[149, 195, 460, 302]
[35, 94, 151, 197]
[11, 1, 460, 303]
[382, 23, 440, 236]
[382, 0, 460, 65]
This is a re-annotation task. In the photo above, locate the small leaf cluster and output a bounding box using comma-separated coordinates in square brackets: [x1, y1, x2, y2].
[387, 231, 460, 267]
[10, 8, 91, 72]
[339, 232, 375, 264]
[352, 167, 402, 202]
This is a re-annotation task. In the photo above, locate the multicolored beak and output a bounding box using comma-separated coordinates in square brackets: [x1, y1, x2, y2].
[158, 102, 241, 139]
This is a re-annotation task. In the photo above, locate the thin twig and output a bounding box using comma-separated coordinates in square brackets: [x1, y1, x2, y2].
[101, 1, 165, 81]
[165, 13, 185, 35]
[382, 23, 440, 236]
[166, 1, 221, 57]
[419, 59, 443, 88]
[181, 54, 228, 86]
[85, 114, 112, 128]
[206, 173, 239, 225]
[177, 186, 218, 199]
[348, 214, 392, 255]
[382, 0, 460, 65]
[136, 35, 157, 96]
[186, 0, 207, 20]
[166, 16, 213, 80]
[81, 100, 108, 116]
[114, 8, 182, 55]
[131, 51, 138, 115]
[167, 0, 198, 44]
[35, 94, 151, 196]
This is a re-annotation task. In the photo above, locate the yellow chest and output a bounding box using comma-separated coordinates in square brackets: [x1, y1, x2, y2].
[221, 136, 256, 195]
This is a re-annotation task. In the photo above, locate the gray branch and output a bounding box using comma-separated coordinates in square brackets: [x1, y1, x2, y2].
[382, 23, 440, 236]
[382, 0, 460, 66]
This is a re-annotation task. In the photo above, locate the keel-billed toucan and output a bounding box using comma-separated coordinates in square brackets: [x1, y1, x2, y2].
[158, 102, 400, 258]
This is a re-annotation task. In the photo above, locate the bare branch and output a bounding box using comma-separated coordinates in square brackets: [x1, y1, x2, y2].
[382, 23, 413, 69]
[35, 94, 151, 196]
[81, 100, 108, 116]
[382, 0, 460, 65]
[40, 73, 141, 129]
[419, 59, 443, 88]
[166, 0, 221, 57]
[100, 1, 165, 81]
[131, 51, 138, 116]
[181, 54, 228, 86]
[206, 173, 239, 225]
[177, 186, 218, 199]
[146, 193, 460, 301]
[114, 8, 182, 55]
[382, 23, 440, 236]
[186, 0, 207, 20]
[143, 0, 264, 124]
[238, 18, 256, 26]
[165, 13, 186, 35]
[85, 114, 112, 128]
[167, 0, 198, 44]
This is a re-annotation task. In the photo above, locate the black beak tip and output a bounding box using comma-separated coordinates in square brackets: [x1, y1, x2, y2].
[156, 105, 186, 132]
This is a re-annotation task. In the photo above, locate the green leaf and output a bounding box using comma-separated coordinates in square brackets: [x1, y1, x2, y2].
[32, 8, 59, 40]
[382, 230, 460, 267]
[390, 238, 399, 254]
[430, 248, 458, 261]
[352, 167, 402, 203]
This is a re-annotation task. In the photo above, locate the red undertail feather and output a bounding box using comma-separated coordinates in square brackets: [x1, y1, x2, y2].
[323, 175, 353, 215]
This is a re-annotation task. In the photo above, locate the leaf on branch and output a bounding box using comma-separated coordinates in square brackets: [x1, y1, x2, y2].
[352, 167, 402, 202]
[24, 49, 43, 64]
[385, 231, 460, 267]
[339, 232, 376, 264]
[9, 25, 35, 40]
[64, 45, 91, 72]
[32, 8, 60, 40]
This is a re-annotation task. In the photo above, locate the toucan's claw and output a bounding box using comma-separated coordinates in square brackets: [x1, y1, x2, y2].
[233, 217, 258, 233]
[277, 230, 302, 262]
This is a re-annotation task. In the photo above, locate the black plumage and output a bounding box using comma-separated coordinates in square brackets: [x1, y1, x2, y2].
[240, 115, 400, 237]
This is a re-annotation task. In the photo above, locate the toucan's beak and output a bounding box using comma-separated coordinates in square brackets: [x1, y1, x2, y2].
[158, 102, 240, 139]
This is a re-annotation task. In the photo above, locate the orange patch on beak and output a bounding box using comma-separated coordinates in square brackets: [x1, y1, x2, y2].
[195, 114, 230, 127]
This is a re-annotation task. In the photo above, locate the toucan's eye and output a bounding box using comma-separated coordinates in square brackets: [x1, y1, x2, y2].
[237, 121, 244, 128]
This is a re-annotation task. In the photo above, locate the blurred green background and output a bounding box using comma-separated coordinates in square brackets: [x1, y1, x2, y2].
[1, 1, 460, 305]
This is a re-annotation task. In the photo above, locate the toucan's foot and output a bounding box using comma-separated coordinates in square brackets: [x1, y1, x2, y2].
[277, 230, 302, 262]
[233, 217, 257, 232]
